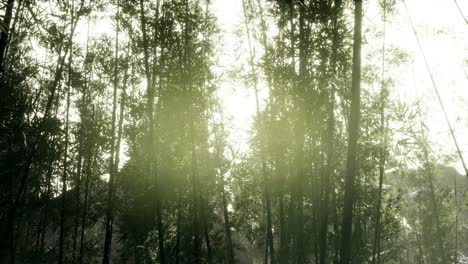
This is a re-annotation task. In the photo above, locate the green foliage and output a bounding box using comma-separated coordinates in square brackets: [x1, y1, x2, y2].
[0, 0, 464, 263]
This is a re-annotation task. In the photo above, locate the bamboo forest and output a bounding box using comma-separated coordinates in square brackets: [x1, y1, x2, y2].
[1, 0, 468, 263]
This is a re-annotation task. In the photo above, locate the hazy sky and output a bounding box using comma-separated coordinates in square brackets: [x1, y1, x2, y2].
[212, 0, 468, 174]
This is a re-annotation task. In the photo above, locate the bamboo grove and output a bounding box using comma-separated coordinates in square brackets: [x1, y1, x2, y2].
[0, 0, 466, 263]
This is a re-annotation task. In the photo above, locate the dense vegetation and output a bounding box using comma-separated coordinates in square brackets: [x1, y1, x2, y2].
[0, 0, 466, 263]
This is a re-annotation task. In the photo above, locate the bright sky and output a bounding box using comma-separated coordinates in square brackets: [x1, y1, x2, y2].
[212, 0, 254, 154]
[365, 0, 467, 175]
[212, 0, 468, 175]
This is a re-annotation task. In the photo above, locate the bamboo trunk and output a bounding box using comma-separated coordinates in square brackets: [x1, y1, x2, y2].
[339, 1, 363, 263]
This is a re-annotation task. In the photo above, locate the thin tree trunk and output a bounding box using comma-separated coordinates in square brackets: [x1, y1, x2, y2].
[139, 0, 166, 263]
[212, 111, 234, 264]
[339, 1, 362, 263]
[102, 2, 120, 263]
[419, 118, 445, 264]
[220, 162, 235, 263]
[150, 1, 166, 262]
[241, 0, 275, 262]
[203, 213, 213, 263]
[181, 1, 203, 262]
[103, 55, 127, 263]
[72, 12, 91, 262]
[58, 52, 72, 264]
[372, 2, 387, 263]
[200, 3, 214, 262]
[72, 153, 82, 263]
[2, 0, 23, 74]
[175, 192, 182, 264]
[206, 106, 233, 264]
[332, 176, 340, 264]
[0, 0, 15, 74]
[453, 171, 457, 264]
[78, 15, 91, 263]
[286, 2, 296, 262]
[417, 192, 424, 264]
[79, 150, 93, 264]
[221, 179, 235, 264]
[294, 1, 307, 262]
[114, 61, 128, 186]
[59, 9, 76, 260]
[277, 157, 288, 264]
[39, 160, 54, 253]
[428, 169, 445, 264]
[318, 2, 341, 264]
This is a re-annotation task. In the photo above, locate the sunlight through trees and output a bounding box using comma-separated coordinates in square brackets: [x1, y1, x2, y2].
[0, 0, 467, 263]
